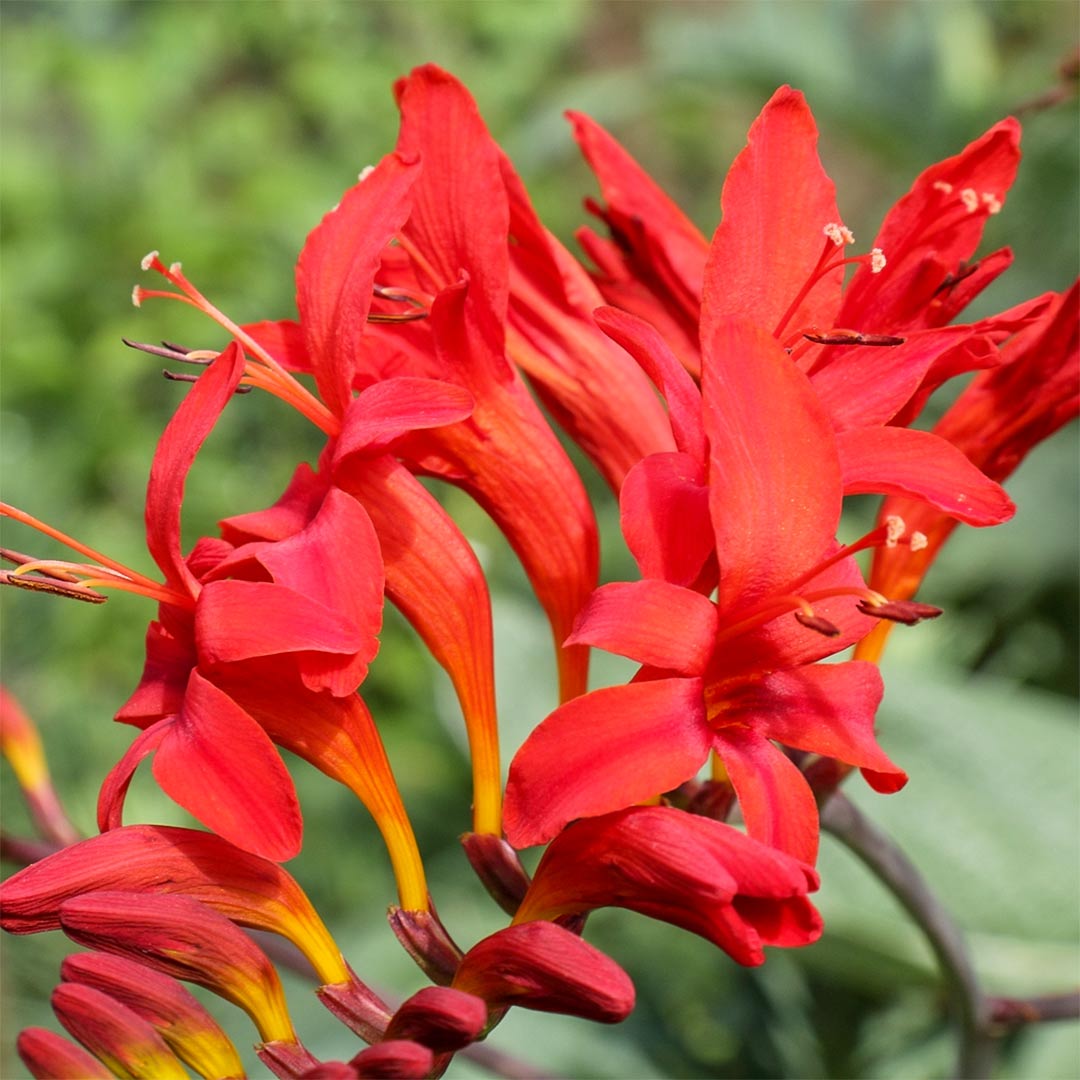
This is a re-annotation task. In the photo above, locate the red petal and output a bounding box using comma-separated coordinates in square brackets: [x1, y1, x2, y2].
[334, 377, 475, 457]
[619, 453, 714, 587]
[146, 343, 246, 594]
[840, 119, 1021, 331]
[702, 317, 842, 612]
[501, 159, 676, 492]
[220, 463, 328, 545]
[711, 726, 819, 865]
[568, 110, 707, 314]
[725, 663, 904, 783]
[152, 671, 302, 862]
[98, 721, 169, 832]
[503, 678, 710, 848]
[704, 87, 842, 337]
[568, 580, 717, 675]
[296, 152, 419, 416]
[593, 306, 705, 461]
[837, 426, 1015, 525]
[241, 319, 309, 373]
[394, 65, 509, 319]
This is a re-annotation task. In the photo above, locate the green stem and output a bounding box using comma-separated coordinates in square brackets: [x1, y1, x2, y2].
[820, 792, 997, 1080]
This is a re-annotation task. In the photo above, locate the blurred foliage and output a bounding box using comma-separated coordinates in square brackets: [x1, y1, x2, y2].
[1, 2, 1077, 1078]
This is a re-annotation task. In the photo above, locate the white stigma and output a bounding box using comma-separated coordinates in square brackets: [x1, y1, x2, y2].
[870, 248, 886, 273]
[885, 515, 906, 547]
[131, 285, 143, 308]
[140, 250, 159, 271]
[910, 532, 928, 552]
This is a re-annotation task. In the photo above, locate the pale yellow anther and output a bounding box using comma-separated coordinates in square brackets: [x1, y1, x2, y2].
[870, 248, 886, 273]
[960, 188, 980, 213]
[884, 515, 906, 547]
[823, 222, 854, 246]
[932, 180, 954, 194]
[140, 250, 160, 271]
[981, 192, 1002, 215]
[910, 531, 928, 552]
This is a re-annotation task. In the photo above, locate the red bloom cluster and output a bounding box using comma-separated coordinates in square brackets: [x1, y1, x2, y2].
[2, 65, 1075, 1079]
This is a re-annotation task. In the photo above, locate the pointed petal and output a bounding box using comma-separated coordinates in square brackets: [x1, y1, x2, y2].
[702, 317, 842, 611]
[837, 425, 1015, 525]
[568, 580, 717, 675]
[704, 87, 842, 337]
[840, 119, 1022, 330]
[593, 306, 705, 461]
[220, 462, 328, 544]
[152, 671, 302, 862]
[394, 64, 509, 325]
[296, 151, 419, 415]
[619, 453, 714, 587]
[334, 377, 475, 458]
[146, 342, 245, 594]
[711, 726, 819, 864]
[241, 318, 309, 373]
[568, 109, 707, 323]
[504, 678, 710, 848]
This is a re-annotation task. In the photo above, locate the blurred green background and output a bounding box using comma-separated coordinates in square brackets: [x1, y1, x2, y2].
[1, 2, 1077, 1077]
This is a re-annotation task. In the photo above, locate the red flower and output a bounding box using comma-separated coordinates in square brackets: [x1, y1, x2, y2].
[513, 806, 822, 966]
[858, 280, 1080, 662]
[505, 317, 909, 864]
[575, 88, 1038, 527]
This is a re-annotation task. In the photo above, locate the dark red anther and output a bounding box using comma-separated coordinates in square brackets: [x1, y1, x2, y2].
[857, 599, 944, 624]
[794, 610, 842, 637]
[802, 328, 906, 347]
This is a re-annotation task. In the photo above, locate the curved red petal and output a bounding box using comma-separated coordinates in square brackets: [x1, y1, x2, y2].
[711, 726, 819, 865]
[504, 678, 710, 848]
[568, 580, 717, 675]
[296, 151, 419, 416]
[704, 86, 842, 337]
[152, 672, 302, 862]
[619, 453, 714, 587]
[146, 342, 246, 594]
[837, 425, 1015, 526]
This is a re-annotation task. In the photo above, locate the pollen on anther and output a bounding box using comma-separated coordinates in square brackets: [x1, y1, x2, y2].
[168, 261, 183, 274]
[981, 192, 1003, 215]
[131, 285, 143, 308]
[140, 250, 160, 272]
[884, 515, 906, 547]
[932, 180, 954, 194]
[960, 188, 980, 213]
[870, 248, 886, 273]
[910, 531, 928, 552]
[824, 222, 854, 247]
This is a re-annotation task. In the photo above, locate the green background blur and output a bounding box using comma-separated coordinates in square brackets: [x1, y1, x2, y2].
[1, 2, 1077, 1077]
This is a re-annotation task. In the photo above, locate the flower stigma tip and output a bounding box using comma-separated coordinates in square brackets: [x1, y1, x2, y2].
[140, 250, 160, 272]
[870, 248, 886, 273]
[910, 532, 928, 552]
[932, 180, 954, 194]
